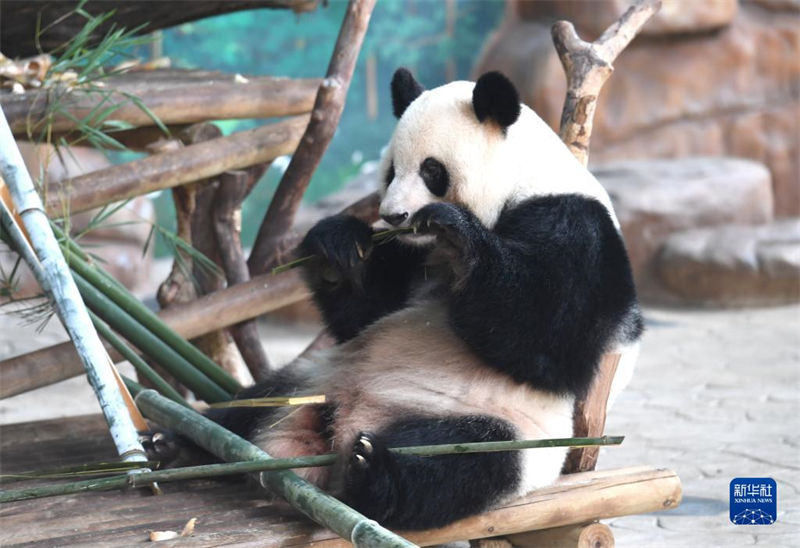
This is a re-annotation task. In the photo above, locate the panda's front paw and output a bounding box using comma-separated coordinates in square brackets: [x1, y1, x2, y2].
[410, 203, 474, 251]
[299, 215, 374, 283]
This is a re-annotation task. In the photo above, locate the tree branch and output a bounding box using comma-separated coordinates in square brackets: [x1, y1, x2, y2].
[552, 0, 661, 167]
[248, 0, 376, 275]
[553, 0, 661, 473]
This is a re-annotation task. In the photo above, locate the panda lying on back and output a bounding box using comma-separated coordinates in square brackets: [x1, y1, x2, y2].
[205, 69, 642, 530]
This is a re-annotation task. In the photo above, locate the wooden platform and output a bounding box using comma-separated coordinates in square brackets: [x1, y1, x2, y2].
[0, 415, 681, 547]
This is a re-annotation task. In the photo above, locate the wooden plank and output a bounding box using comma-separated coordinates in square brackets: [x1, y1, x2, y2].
[1, 415, 681, 547]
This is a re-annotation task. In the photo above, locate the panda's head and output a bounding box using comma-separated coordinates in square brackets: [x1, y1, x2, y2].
[377, 68, 597, 243]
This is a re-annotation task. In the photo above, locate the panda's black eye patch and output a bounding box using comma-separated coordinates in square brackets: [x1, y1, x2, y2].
[419, 157, 449, 197]
[385, 162, 395, 187]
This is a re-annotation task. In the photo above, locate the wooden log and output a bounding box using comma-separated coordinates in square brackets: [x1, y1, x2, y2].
[399, 466, 681, 546]
[248, 0, 377, 275]
[0, 270, 308, 398]
[214, 168, 273, 382]
[1, 1, 318, 59]
[506, 522, 614, 548]
[3, 73, 320, 136]
[41, 114, 309, 217]
[563, 353, 620, 474]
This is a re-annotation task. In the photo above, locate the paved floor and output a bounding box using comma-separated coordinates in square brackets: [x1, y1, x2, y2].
[1, 304, 798, 546]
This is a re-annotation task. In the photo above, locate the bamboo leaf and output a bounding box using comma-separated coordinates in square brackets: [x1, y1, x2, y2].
[208, 395, 327, 409]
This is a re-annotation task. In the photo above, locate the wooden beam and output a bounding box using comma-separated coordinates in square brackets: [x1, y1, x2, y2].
[3, 72, 320, 136]
[1, 1, 318, 59]
[0, 270, 308, 398]
[399, 466, 680, 546]
[506, 522, 615, 548]
[42, 114, 309, 217]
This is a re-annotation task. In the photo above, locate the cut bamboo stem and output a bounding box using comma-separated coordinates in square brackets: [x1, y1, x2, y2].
[88, 311, 190, 407]
[133, 388, 417, 548]
[72, 270, 232, 403]
[0, 105, 146, 464]
[43, 114, 309, 217]
[65, 244, 242, 395]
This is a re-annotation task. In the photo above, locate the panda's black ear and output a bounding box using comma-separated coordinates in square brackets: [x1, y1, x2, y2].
[391, 68, 424, 118]
[472, 71, 521, 129]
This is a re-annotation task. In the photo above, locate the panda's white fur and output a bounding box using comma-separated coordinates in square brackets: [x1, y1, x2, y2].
[197, 69, 642, 530]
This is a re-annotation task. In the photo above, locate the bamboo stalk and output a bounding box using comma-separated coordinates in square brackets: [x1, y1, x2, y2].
[71, 270, 232, 403]
[0, 436, 623, 503]
[88, 311, 190, 407]
[0, 105, 147, 464]
[133, 388, 416, 547]
[43, 114, 309, 217]
[65, 243, 242, 395]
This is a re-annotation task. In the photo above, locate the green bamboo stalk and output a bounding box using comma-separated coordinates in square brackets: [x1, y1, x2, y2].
[134, 389, 416, 547]
[88, 310, 190, 407]
[0, 475, 129, 502]
[0, 434, 624, 503]
[64, 240, 241, 395]
[72, 270, 231, 403]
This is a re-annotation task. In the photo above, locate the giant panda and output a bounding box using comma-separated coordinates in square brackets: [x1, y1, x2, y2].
[200, 69, 643, 530]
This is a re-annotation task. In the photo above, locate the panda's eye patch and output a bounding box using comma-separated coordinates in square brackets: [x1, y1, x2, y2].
[385, 162, 395, 187]
[419, 157, 449, 197]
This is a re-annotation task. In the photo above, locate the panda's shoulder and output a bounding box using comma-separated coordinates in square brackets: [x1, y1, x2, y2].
[494, 193, 617, 241]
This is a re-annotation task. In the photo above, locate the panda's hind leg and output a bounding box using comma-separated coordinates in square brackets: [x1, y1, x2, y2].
[341, 415, 521, 530]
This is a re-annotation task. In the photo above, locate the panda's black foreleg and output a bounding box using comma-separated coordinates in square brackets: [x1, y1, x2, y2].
[342, 415, 521, 530]
[299, 215, 427, 342]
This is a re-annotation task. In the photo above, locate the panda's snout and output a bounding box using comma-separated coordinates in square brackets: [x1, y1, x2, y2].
[380, 212, 409, 227]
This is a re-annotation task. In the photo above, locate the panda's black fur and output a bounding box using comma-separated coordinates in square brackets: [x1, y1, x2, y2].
[167, 69, 642, 530]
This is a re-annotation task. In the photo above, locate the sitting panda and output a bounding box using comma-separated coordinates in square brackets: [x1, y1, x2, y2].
[205, 69, 643, 530]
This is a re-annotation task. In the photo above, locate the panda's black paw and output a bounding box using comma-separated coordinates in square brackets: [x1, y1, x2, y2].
[411, 203, 475, 246]
[139, 429, 186, 467]
[299, 215, 374, 283]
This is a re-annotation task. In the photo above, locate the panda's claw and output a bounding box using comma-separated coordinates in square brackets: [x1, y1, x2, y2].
[355, 434, 374, 456]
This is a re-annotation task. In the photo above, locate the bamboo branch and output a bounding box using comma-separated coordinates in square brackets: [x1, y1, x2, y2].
[552, 0, 661, 166]
[0, 105, 146, 464]
[248, 0, 377, 275]
[3, 74, 320, 136]
[42, 114, 309, 217]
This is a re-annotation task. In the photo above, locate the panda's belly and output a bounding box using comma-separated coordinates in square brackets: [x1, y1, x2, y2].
[313, 303, 574, 492]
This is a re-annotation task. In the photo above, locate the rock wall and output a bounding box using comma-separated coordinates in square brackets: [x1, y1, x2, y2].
[474, 0, 800, 216]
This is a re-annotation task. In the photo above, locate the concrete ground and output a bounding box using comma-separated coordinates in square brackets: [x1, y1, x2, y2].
[1, 304, 798, 546]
